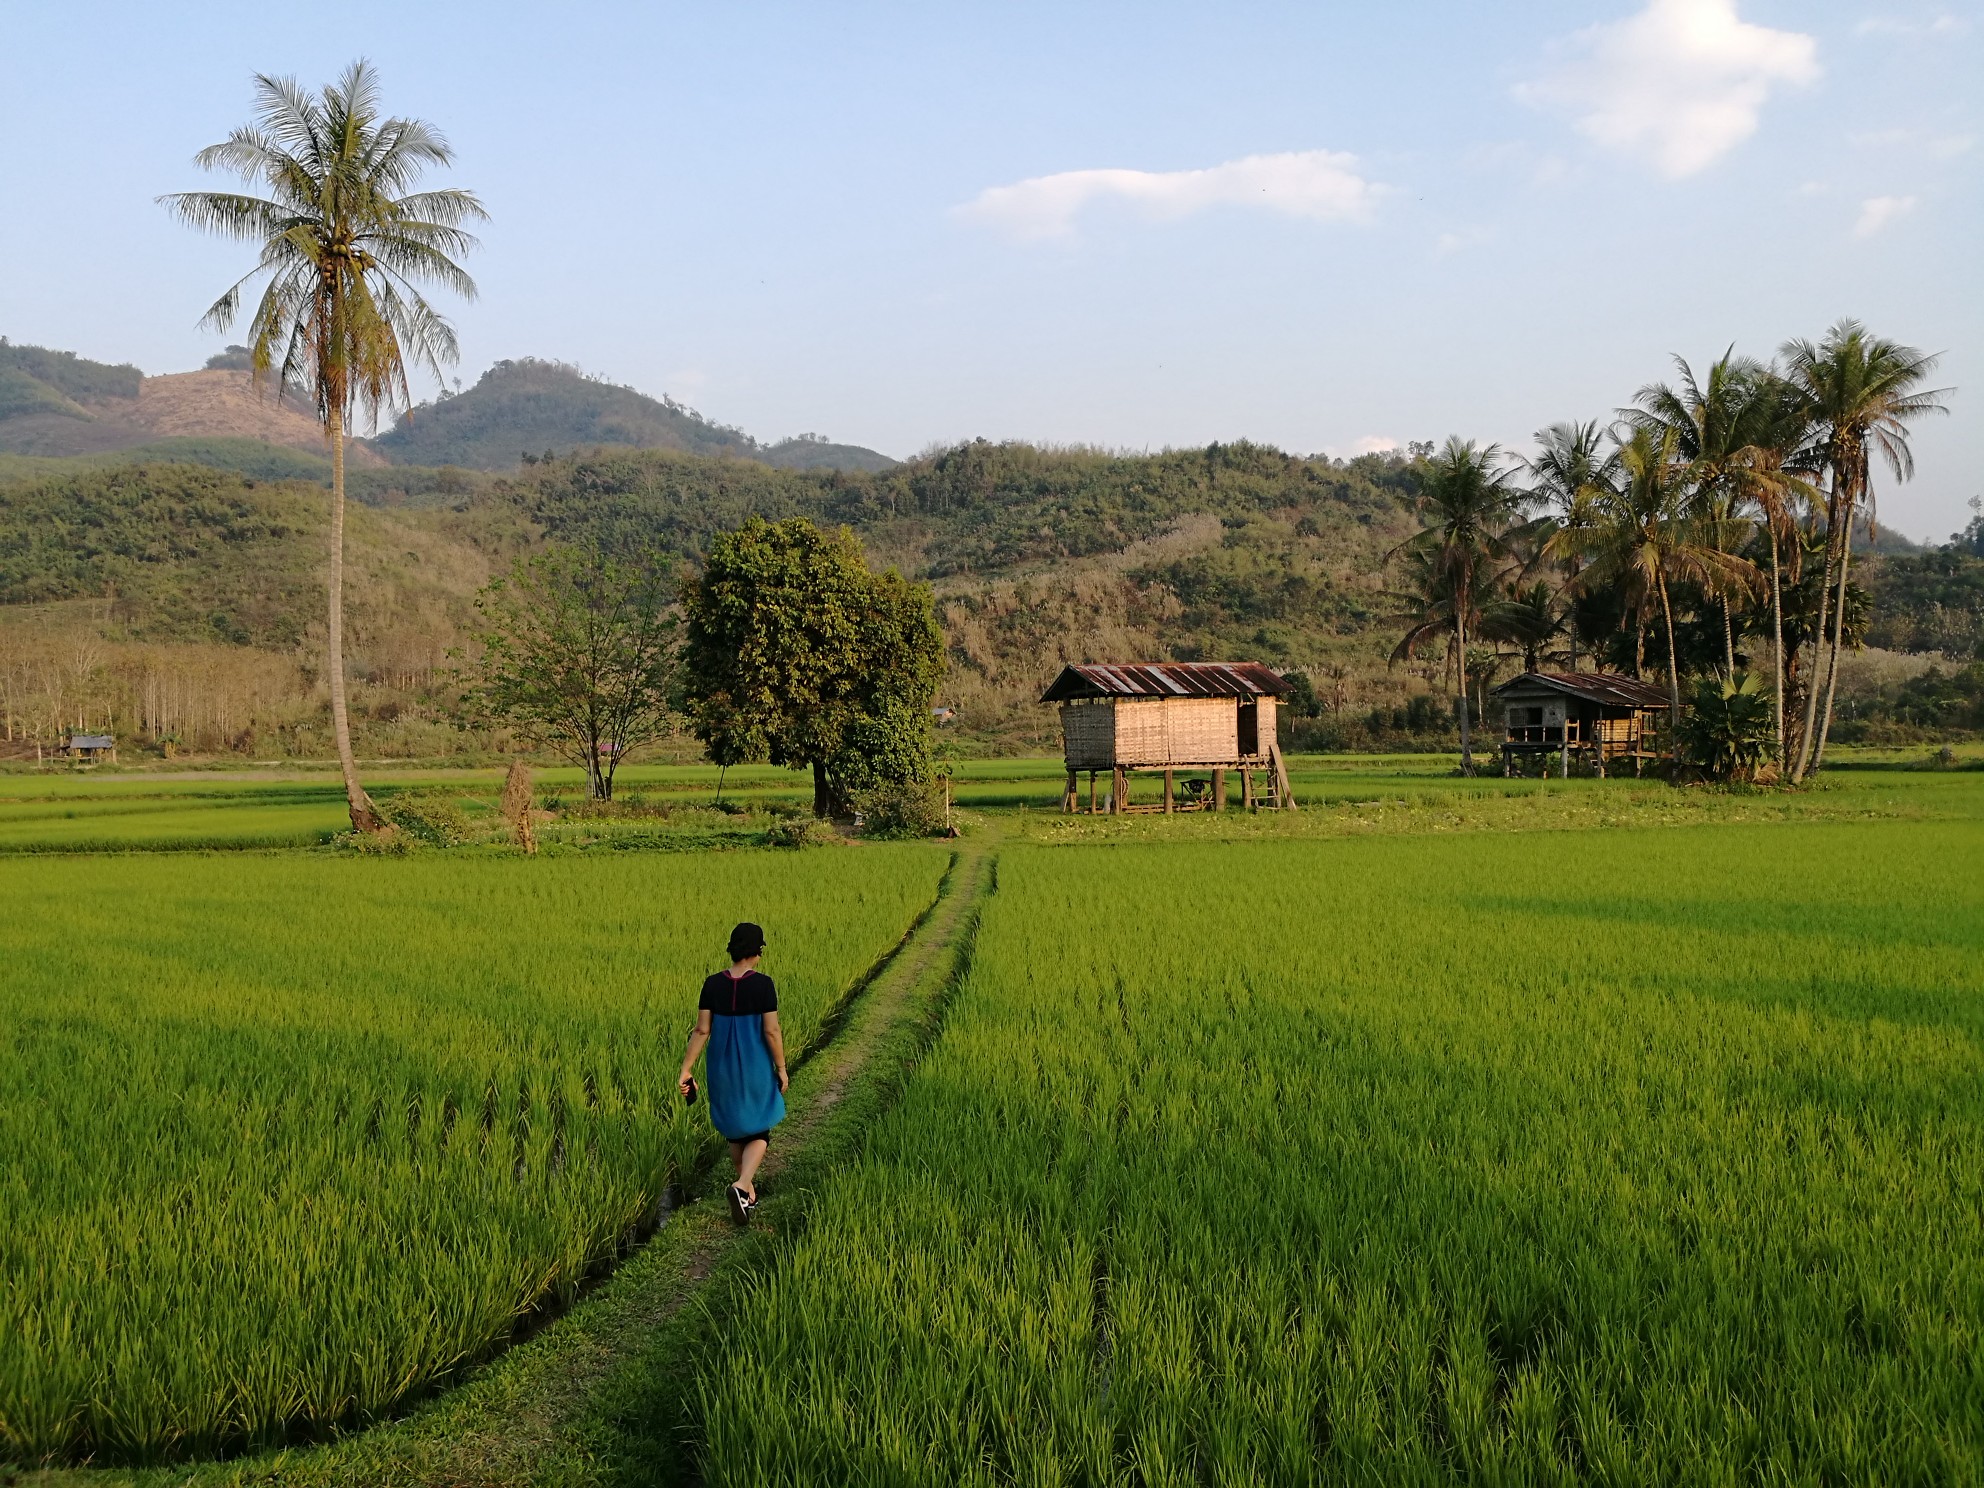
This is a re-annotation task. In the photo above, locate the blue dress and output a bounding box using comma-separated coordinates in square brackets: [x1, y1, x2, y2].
[700, 970, 786, 1141]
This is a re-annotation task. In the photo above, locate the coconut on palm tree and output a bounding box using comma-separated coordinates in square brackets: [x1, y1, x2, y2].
[162, 61, 485, 830]
[1390, 438, 1527, 773]
[1778, 320, 1949, 781]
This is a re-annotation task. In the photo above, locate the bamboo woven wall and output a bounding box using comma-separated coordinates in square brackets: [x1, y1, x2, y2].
[1060, 696, 1279, 768]
[1114, 698, 1240, 766]
[1060, 700, 1116, 769]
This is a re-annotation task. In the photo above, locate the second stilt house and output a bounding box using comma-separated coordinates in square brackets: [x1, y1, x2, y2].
[1041, 662, 1296, 813]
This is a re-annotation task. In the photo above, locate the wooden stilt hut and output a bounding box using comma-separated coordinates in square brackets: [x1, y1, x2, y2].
[1042, 662, 1296, 814]
[1491, 671, 1668, 776]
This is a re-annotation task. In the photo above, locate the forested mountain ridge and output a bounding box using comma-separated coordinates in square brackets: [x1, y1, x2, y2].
[0, 439, 1424, 752]
[0, 339, 895, 479]
[3, 434, 1977, 758]
[366, 357, 896, 474]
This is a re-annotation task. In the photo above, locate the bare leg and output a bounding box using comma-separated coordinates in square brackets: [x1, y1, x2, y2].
[733, 1137, 769, 1200]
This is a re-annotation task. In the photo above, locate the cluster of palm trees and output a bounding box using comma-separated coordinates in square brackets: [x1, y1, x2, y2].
[1393, 324, 1949, 780]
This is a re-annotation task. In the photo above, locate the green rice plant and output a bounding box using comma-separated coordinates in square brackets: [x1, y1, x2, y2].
[695, 821, 1984, 1483]
[0, 846, 948, 1464]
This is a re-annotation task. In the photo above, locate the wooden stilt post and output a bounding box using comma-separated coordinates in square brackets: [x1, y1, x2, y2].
[1212, 767, 1226, 812]
[1241, 768, 1254, 811]
[1112, 767, 1127, 814]
[1088, 771, 1098, 814]
[1064, 769, 1078, 813]
[1163, 769, 1174, 814]
[1272, 745, 1297, 810]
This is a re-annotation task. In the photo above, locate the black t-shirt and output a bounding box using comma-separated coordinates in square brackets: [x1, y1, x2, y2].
[700, 970, 778, 1017]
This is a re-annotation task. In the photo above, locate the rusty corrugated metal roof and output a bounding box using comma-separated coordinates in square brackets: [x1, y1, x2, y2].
[1039, 662, 1290, 703]
[1491, 671, 1669, 709]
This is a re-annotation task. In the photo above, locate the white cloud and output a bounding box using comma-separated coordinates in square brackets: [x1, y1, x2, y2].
[1350, 436, 1402, 455]
[1519, 0, 1820, 178]
[956, 150, 1384, 241]
[1853, 194, 1918, 236]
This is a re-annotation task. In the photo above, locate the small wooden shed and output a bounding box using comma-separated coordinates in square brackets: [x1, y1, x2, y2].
[1491, 671, 1667, 776]
[1041, 662, 1296, 813]
[66, 733, 117, 765]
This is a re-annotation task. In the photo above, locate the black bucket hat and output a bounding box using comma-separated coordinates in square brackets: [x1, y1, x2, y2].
[728, 922, 766, 960]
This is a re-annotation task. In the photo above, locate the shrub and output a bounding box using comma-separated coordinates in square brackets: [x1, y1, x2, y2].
[380, 790, 472, 847]
[855, 779, 948, 839]
[767, 818, 840, 849]
[1678, 674, 1774, 782]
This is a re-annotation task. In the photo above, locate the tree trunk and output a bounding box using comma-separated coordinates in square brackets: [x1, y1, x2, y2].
[1790, 508, 1838, 784]
[326, 407, 381, 833]
[1812, 513, 1856, 772]
[1658, 569, 1682, 754]
[812, 758, 830, 818]
[1768, 525, 1786, 769]
[1721, 597, 1735, 678]
[1455, 605, 1472, 775]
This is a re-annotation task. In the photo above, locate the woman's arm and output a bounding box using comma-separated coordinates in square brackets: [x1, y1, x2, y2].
[761, 1011, 789, 1092]
[678, 1008, 712, 1097]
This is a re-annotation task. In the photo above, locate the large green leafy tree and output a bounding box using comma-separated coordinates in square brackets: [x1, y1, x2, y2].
[461, 551, 677, 802]
[680, 518, 946, 817]
[1390, 439, 1527, 773]
[162, 60, 484, 830]
[1779, 320, 1949, 781]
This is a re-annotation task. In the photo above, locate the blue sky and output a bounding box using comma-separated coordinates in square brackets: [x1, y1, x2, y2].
[3, 1, 1977, 539]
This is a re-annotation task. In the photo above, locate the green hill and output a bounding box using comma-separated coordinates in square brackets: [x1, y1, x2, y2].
[368, 358, 895, 474]
[0, 339, 142, 407]
[9, 426, 1970, 762]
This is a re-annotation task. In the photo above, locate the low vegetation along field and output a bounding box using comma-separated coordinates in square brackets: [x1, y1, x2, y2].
[0, 847, 949, 1461]
[1, 763, 1980, 1480]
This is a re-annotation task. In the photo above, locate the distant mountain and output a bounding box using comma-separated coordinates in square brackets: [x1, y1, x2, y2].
[0, 338, 384, 466]
[367, 357, 895, 473]
[1, 340, 894, 479]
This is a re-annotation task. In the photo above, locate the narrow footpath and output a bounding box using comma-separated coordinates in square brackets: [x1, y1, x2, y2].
[121, 831, 1002, 1488]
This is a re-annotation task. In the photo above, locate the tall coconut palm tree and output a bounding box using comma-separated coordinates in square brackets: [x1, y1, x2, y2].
[1522, 420, 1612, 671]
[1726, 375, 1820, 768]
[1390, 438, 1527, 773]
[1480, 582, 1569, 673]
[1779, 320, 1949, 781]
[1623, 351, 1768, 675]
[162, 61, 484, 830]
[1575, 426, 1759, 743]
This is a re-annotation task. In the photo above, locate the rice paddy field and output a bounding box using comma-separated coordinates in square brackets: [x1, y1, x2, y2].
[698, 818, 1984, 1484]
[2, 755, 1981, 1482]
[0, 847, 949, 1462]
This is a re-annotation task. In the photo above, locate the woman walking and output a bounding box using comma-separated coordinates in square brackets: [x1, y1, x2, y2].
[678, 921, 788, 1224]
